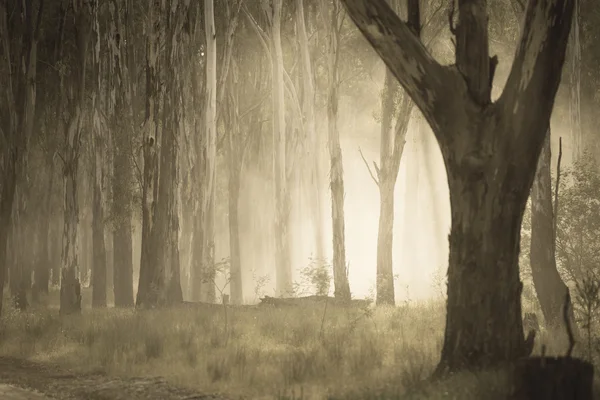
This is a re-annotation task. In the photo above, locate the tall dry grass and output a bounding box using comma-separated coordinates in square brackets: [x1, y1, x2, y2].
[0, 288, 585, 399]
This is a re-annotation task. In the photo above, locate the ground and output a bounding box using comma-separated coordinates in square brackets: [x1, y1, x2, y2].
[0, 287, 596, 399]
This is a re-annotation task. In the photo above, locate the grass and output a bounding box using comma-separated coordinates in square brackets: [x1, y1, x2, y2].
[0, 288, 591, 399]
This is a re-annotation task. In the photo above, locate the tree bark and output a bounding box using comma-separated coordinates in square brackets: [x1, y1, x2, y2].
[136, 1, 162, 308]
[34, 155, 54, 296]
[59, 1, 90, 315]
[91, 141, 107, 308]
[325, 0, 351, 301]
[340, 0, 575, 371]
[226, 83, 243, 305]
[530, 130, 572, 331]
[91, 3, 107, 308]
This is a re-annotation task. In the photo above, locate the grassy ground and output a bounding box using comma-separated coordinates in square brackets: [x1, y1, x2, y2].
[0, 288, 591, 399]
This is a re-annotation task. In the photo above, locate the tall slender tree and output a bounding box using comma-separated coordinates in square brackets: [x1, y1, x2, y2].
[266, 0, 292, 296]
[296, 0, 325, 264]
[323, 0, 351, 301]
[91, 0, 107, 308]
[59, 0, 92, 315]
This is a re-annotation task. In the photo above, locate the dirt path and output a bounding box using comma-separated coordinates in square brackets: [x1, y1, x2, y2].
[0, 384, 51, 399]
[0, 357, 228, 400]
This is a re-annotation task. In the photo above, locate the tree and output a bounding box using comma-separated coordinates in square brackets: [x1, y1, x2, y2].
[265, 0, 293, 296]
[91, 0, 107, 308]
[530, 130, 572, 329]
[0, 0, 44, 314]
[58, 0, 93, 315]
[136, 0, 164, 307]
[340, 0, 574, 372]
[296, 0, 326, 264]
[137, 0, 187, 307]
[323, 0, 351, 301]
[110, 0, 135, 308]
[199, 0, 218, 303]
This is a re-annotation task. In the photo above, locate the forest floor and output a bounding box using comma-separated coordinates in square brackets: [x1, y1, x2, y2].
[0, 288, 594, 399]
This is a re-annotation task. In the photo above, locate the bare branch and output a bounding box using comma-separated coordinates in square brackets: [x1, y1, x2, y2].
[358, 147, 379, 186]
[340, 0, 454, 136]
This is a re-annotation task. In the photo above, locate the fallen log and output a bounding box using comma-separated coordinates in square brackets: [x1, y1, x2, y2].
[258, 295, 371, 308]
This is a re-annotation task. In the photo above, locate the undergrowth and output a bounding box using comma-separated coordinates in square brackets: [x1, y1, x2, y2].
[0, 289, 582, 399]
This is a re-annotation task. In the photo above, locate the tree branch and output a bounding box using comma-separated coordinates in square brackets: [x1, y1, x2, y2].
[554, 136, 562, 237]
[499, 0, 575, 156]
[358, 147, 379, 186]
[339, 0, 453, 134]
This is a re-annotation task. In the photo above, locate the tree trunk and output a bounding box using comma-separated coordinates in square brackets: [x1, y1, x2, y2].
[34, 157, 53, 296]
[340, 0, 574, 372]
[106, 0, 134, 308]
[136, 1, 163, 308]
[267, 0, 292, 297]
[113, 132, 134, 307]
[376, 68, 398, 306]
[10, 191, 29, 311]
[530, 130, 572, 330]
[569, 2, 582, 159]
[197, 0, 218, 303]
[226, 84, 243, 305]
[0, 0, 43, 315]
[376, 179, 395, 305]
[60, 135, 83, 315]
[91, 134, 107, 308]
[296, 0, 325, 262]
[326, 1, 351, 301]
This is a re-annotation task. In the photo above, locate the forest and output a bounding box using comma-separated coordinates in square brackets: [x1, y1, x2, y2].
[0, 0, 598, 398]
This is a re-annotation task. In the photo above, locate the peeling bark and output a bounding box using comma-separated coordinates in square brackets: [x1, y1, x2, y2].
[341, 0, 575, 371]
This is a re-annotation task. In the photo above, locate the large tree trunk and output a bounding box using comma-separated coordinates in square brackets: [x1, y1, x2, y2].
[326, 1, 351, 301]
[530, 131, 572, 330]
[341, 0, 574, 372]
[59, 2, 91, 315]
[136, 1, 162, 307]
